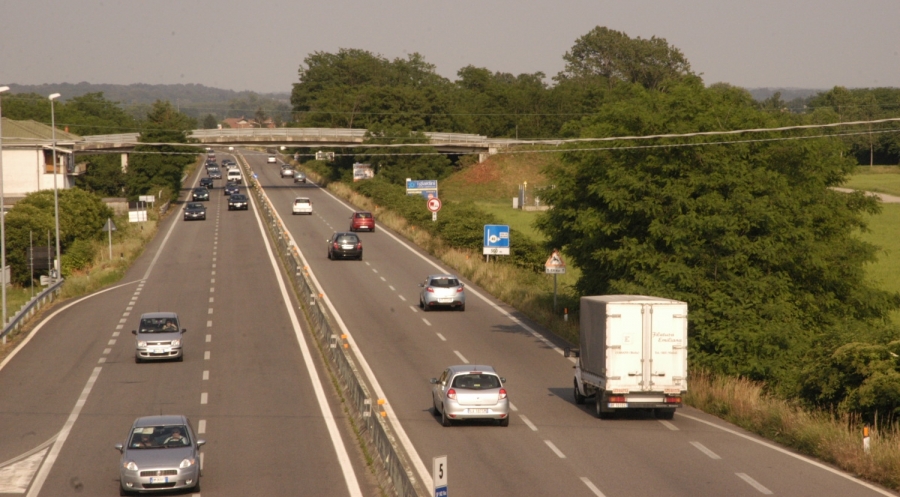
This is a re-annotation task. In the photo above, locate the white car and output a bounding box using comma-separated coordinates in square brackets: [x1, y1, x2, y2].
[226, 169, 242, 184]
[281, 167, 294, 178]
[292, 197, 313, 215]
[267, 155, 277, 163]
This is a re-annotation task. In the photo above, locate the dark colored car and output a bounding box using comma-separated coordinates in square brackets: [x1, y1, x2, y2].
[349, 211, 375, 232]
[191, 188, 209, 201]
[199, 177, 214, 188]
[294, 171, 307, 183]
[221, 159, 235, 167]
[228, 194, 249, 210]
[327, 232, 363, 260]
[183, 202, 207, 221]
[207, 167, 222, 179]
[224, 183, 240, 196]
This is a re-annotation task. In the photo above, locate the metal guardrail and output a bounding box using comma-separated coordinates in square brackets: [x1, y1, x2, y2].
[1, 279, 64, 342]
[241, 155, 426, 497]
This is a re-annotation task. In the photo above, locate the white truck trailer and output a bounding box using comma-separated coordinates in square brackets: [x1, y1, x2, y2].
[567, 295, 688, 419]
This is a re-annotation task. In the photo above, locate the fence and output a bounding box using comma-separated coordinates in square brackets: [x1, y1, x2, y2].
[241, 156, 428, 497]
[1, 279, 64, 343]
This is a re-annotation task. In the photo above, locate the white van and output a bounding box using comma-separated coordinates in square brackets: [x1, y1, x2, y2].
[226, 169, 242, 184]
[292, 197, 312, 215]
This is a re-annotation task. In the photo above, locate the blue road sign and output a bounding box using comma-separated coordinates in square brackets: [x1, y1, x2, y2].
[406, 179, 438, 198]
[483, 224, 510, 255]
[435, 486, 448, 497]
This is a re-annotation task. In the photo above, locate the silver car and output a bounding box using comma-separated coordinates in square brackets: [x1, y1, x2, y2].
[431, 365, 509, 426]
[419, 274, 466, 311]
[115, 414, 205, 495]
[132, 312, 185, 363]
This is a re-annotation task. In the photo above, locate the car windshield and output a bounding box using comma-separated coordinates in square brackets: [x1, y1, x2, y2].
[139, 317, 179, 333]
[355, 213, 372, 219]
[430, 278, 459, 288]
[129, 425, 191, 449]
[231, 195, 246, 201]
[186, 203, 204, 209]
[452, 374, 500, 390]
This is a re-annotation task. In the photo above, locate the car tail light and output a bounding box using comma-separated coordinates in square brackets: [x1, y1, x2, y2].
[447, 389, 456, 400]
[426, 287, 434, 293]
[665, 396, 682, 404]
[456, 287, 464, 293]
[498, 388, 507, 400]
[333, 243, 339, 249]
[356, 242, 362, 249]
[608, 395, 626, 403]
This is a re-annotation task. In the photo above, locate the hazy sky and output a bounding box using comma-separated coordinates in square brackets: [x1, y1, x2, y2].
[1, 0, 898, 94]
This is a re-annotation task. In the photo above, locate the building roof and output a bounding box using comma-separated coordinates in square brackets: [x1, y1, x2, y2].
[0, 117, 81, 145]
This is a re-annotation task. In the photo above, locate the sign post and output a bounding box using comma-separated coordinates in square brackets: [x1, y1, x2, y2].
[102, 218, 117, 260]
[427, 197, 442, 222]
[545, 249, 566, 312]
[433, 455, 448, 497]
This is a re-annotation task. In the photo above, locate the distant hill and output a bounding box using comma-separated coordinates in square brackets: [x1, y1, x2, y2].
[6, 82, 291, 122]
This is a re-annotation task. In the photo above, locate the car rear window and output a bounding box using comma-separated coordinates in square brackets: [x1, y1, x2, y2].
[430, 278, 459, 288]
[295, 199, 310, 205]
[355, 212, 372, 219]
[337, 235, 359, 244]
[452, 374, 500, 390]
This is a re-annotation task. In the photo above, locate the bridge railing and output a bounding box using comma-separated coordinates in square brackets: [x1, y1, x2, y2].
[242, 154, 427, 497]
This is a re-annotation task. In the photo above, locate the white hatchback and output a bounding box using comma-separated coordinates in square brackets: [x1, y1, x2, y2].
[292, 197, 313, 215]
[226, 169, 242, 183]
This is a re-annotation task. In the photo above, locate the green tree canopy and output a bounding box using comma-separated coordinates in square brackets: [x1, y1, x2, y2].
[536, 79, 899, 395]
[127, 100, 199, 198]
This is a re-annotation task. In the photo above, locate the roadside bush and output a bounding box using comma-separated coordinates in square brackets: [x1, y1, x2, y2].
[61, 239, 96, 276]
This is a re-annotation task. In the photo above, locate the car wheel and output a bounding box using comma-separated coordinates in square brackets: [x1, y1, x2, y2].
[573, 378, 586, 405]
[422, 303, 429, 312]
[441, 405, 452, 427]
[432, 395, 440, 416]
[134, 356, 142, 364]
[192, 480, 201, 493]
[419, 299, 424, 309]
[119, 484, 134, 496]
[327, 251, 332, 260]
[177, 355, 184, 363]
[458, 303, 465, 312]
[498, 417, 509, 427]
[358, 254, 363, 261]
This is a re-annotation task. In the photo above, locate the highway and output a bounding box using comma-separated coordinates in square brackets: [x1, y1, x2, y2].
[0, 148, 895, 497]
[0, 155, 374, 496]
[251, 151, 898, 497]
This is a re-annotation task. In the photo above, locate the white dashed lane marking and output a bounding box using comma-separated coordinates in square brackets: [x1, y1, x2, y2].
[580, 477, 607, 497]
[436, 333, 446, 341]
[204, 351, 210, 360]
[422, 319, 432, 326]
[399, 295, 407, 301]
[659, 420, 678, 431]
[736, 473, 773, 495]
[453, 350, 468, 363]
[544, 440, 566, 458]
[519, 415, 538, 431]
[200, 393, 208, 405]
[206, 335, 211, 343]
[690, 441, 721, 460]
[203, 371, 209, 380]
[198, 420, 206, 434]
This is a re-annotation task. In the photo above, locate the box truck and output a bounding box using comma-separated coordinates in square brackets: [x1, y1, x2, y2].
[566, 295, 688, 419]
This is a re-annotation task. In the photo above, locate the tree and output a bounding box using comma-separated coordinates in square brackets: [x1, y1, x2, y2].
[536, 79, 899, 393]
[127, 100, 199, 198]
[558, 26, 693, 91]
[201, 114, 218, 129]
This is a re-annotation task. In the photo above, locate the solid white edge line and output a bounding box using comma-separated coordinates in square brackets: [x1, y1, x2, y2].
[689, 441, 721, 460]
[245, 167, 363, 497]
[26, 367, 102, 497]
[735, 473, 773, 495]
[677, 412, 895, 496]
[580, 477, 608, 497]
[260, 177, 434, 489]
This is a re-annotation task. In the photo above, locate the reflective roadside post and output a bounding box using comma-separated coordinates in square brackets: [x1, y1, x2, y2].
[49, 93, 62, 281]
[0, 85, 9, 333]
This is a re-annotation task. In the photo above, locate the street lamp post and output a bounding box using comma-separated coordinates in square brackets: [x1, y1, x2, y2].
[48, 93, 61, 282]
[0, 85, 10, 332]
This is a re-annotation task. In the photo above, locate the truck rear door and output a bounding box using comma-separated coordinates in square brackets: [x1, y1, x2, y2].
[647, 303, 688, 392]
[605, 303, 645, 392]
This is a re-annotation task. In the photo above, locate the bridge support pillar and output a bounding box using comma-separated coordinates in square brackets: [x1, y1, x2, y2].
[121, 153, 129, 173]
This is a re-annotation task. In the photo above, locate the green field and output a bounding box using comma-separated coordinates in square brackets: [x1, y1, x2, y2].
[844, 166, 900, 196]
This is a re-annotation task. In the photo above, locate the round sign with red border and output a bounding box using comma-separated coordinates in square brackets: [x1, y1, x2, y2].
[427, 198, 442, 212]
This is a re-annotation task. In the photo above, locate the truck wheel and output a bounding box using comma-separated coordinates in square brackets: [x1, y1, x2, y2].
[573, 379, 586, 405]
[654, 408, 675, 420]
[595, 395, 613, 419]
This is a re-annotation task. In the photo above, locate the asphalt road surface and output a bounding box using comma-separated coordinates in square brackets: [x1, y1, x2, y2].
[0, 157, 374, 496]
[252, 152, 897, 497]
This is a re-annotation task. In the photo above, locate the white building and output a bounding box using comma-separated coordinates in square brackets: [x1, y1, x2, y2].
[0, 117, 82, 200]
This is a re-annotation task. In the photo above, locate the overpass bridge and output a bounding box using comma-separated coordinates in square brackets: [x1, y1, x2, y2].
[76, 128, 520, 157]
